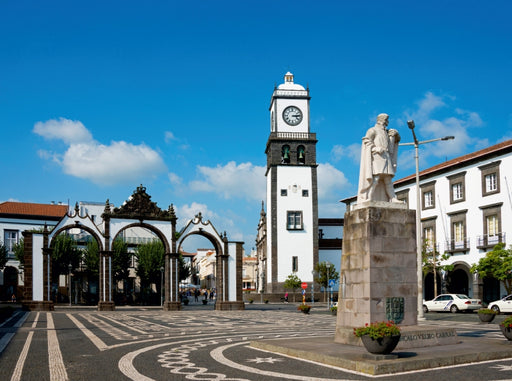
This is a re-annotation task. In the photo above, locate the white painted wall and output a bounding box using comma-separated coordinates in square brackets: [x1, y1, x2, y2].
[276, 166, 314, 283]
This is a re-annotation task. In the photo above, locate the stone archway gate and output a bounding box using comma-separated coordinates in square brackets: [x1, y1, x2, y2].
[22, 185, 245, 311]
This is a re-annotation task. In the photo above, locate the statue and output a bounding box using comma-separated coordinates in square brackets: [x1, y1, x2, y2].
[357, 113, 401, 203]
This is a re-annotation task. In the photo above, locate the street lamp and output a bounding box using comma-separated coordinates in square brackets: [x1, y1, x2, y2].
[326, 262, 331, 309]
[68, 263, 73, 307]
[401, 120, 454, 320]
[311, 270, 317, 305]
[160, 266, 164, 306]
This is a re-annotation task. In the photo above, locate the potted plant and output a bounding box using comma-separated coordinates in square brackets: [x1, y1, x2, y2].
[353, 321, 401, 355]
[330, 305, 338, 315]
[477, 308, 498, 323]
[500, 316, 512, 340]
[297, 304, 312, 314]
[248, 298, 254, 304]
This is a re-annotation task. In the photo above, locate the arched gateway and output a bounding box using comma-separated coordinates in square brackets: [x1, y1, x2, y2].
[22, 186, 244, 311]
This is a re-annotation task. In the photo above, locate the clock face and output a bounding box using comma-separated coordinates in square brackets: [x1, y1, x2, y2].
[282, 106, 303, 126]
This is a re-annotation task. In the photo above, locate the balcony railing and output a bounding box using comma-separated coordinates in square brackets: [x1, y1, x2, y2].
[476, 233, 506, 249]
[445, 238, 470, 253]
[269, 132, 316, 140]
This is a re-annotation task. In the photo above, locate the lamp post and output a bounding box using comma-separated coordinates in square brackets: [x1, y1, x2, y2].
[400, 120, 454, 319]
[325, 262, 331, 309]
[68, 263, 73, 307]
[160, 266, 164, 306]
[311, 270, 316, 304]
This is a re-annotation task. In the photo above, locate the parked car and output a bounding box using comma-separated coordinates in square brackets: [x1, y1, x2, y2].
[423, 294, 482, 313]
[488, 294, 512, 314]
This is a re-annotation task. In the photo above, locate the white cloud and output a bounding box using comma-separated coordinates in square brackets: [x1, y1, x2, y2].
[168, 172, 183, 186]
[402, 92, 486, 162]
[34, 118, 166, 185]
[330, 143, 360, 164]
[33, 118, 93, 144]
[318, 163, 350, 200]
[189, 161, 266, 201]
[164, 131, 177, 143]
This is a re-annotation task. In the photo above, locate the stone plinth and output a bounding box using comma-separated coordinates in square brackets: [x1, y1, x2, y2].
[215, 301, 245, 311]
[163, 301, 182, 311]
[335, 203, 417, 344]
[22, 301, 54, 311]
[97, 301, 115, 311]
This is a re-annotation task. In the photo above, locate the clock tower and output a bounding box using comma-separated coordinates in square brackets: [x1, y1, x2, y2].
[265, 72, 318, 293]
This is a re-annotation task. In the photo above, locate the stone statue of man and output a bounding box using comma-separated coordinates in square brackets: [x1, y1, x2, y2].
[357, 113, 401, 203]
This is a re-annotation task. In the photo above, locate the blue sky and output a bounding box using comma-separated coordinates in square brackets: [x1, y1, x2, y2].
[1, 1, 511, 253]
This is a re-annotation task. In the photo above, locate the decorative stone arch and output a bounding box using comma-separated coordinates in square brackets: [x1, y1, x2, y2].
[22, 203, 105, 311]
[22, 184, 244, 311]
[177, 213, 244, 310]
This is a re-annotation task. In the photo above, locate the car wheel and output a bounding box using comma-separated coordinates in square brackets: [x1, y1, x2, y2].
[450, 305, 459, 313]
[491, 305, 500, 314]
[423, 305, 428, 313]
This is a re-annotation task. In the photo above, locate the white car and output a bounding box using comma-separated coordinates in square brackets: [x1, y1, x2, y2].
[488, 295, 512, 314]
[423, 294, 482, 313]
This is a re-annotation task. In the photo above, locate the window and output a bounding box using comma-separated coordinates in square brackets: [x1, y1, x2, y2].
[487, 215, 498, 236]
[485, 173, 497, 193]
[479, 203, 503, 248]
[287, 211, 303, 230]
[448, 210, 467, 251]
[452, 183, 463, 201]
[281, 189, 288, 196]
[292, 256, 298, 272]
[453, 221, 464, 243]
[480, 161, 501, 196]
[396, 189, 409, 207]
[420, 181, 436, 210]
[302, 189, 309, 197]
[4, 230, 18, 256]
[422, 217, 437, 252]
[448, 172, 466, 204]
[424, 191, 433, 208]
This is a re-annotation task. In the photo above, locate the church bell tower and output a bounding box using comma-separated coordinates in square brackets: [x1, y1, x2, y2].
[265, 72, 318, 292]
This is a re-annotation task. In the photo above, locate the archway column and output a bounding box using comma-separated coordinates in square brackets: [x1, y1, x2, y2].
[98, 250, 115, 311]
[163, 252, 181, 311]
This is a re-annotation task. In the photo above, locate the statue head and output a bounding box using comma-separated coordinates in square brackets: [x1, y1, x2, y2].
[376, 113, 389, 126]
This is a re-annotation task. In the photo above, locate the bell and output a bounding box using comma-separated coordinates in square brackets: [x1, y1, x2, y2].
[299, 151, 304, 159]
[283, 149, 290, 160]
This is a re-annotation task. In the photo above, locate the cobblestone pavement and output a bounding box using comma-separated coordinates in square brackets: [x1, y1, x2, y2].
[0, 306, 511, 380]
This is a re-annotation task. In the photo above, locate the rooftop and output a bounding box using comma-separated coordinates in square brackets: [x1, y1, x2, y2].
[0, 201, 68, 218]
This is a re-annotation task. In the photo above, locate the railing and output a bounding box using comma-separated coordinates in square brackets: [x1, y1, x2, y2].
[476, 233, 506, 249]
[269, 132, 316, 140]
[445, 238, 470, 252]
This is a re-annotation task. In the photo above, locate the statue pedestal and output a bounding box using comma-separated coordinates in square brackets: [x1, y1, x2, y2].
[163, 301, 181, 311]
[335, 203, 417, 344]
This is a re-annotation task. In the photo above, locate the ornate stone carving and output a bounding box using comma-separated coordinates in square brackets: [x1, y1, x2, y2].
[104, 184, 176, 221]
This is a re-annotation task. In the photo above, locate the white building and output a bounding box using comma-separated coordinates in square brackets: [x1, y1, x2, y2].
[344, 139, 512, 303]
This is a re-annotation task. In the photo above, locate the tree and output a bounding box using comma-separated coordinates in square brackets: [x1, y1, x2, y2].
[135, 240, 164, 294]
[471, 243, 512, 295]
[283, 273, 301, 302]
[0, 242, 7, 269]
[422, 240, 453, 298]
[51, 234, 81, 283]
[314, 261, 339, 302]
[112, 239, 131, 287]
[13, 238, 25, 266]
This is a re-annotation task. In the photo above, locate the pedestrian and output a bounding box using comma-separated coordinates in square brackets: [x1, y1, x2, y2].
[11, 293, 16, 303]
[284, 292, 288, 303]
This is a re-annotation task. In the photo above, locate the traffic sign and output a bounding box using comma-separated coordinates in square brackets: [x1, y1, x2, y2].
[329, 279, 335, 288]
[301, 282, 308, 289]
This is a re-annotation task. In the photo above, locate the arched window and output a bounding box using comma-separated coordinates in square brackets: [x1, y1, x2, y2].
[282, 145, 291, 164]
[297, 145, 305, 164]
